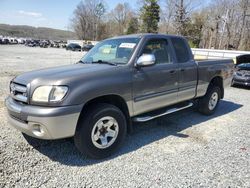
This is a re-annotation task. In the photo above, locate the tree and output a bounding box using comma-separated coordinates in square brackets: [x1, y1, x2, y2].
[174, 0, 190, 36]
[237, 0, 250, 50]
[196, 0, 250, 50]
[94, 3, 105, 40]
[185, 12, 206, 47]
[71, 1, 88, 40]
[140, 0, 160, 33]
[69, 0, 250, 50]
[126, 17, 139, 34]
[111, 3, 132, 35]
[71, 0, 106, 40]
[161, 0, 176, 34]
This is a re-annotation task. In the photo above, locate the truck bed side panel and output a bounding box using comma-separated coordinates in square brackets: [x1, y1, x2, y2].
[196, 59, 234, 98]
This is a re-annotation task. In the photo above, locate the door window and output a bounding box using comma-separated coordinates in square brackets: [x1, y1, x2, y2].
[141, 39, 172, 64]
[171, 37, 191, 63]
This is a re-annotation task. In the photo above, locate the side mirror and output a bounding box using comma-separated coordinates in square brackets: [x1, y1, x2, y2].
[136, 54, 156, 67]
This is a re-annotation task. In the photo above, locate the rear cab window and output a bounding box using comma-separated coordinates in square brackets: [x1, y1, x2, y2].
[170, 37, 191, 63]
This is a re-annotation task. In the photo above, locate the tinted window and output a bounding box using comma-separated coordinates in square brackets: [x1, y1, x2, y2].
[238, 63, 250, 69]
[141, 39, 172, 64]
[70, 43, 80, 47]
[171, 38, 190, 63]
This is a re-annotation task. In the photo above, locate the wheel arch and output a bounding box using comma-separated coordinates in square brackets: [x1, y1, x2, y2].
[77, 94, 132, 133]
[208, 76, 224, 98]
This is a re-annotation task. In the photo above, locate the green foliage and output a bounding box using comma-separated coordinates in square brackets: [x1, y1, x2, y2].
[185, 12, 206, 48]
[188, 40, 198, 48]
[140, 0, 160, 33]
[126, 17, 139, 34]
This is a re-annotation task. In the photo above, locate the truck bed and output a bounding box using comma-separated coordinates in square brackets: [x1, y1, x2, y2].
[196, 59, 234, 98]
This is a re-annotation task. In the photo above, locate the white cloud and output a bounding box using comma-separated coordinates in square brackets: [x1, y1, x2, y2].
[0, 10, 62, 29]
[18, 10, 42, 17]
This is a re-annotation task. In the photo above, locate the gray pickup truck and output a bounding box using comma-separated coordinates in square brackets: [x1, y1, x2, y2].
[5, 34, 234, 158]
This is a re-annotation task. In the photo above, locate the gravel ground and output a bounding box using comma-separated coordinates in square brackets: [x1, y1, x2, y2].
[0, 45, 249, 187]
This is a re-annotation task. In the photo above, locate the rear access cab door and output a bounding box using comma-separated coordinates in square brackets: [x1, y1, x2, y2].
[170, 37, 198, 102]
[132, 36, 179, 116]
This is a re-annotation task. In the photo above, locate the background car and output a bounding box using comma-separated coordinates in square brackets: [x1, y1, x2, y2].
[0, 38, 10, 44]
[39, 40, 50, 48]
[82, 44, 94, 51]
[232, 54, 250, 87]
[66, 43, 81, 51]
[26, 40, 40, 47]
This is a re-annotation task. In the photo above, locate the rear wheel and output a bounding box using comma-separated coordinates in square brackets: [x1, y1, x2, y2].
[74, 103, 127, 159]
[198, 86, 221, 115]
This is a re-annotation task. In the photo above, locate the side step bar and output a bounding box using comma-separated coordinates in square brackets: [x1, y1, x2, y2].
[133, 102, 193, 122]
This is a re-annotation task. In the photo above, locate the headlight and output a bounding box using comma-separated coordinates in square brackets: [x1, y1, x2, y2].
[50, 86, 68, 102]
[32, 86, 68, 102]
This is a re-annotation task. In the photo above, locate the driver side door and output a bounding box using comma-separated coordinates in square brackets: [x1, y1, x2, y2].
[132, 38, 179, 116]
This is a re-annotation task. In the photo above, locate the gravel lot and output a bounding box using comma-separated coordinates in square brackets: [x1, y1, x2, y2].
[0, 45, 249, 187]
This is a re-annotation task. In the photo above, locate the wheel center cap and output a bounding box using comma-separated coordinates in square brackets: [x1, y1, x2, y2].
[99, 126, 108, 136]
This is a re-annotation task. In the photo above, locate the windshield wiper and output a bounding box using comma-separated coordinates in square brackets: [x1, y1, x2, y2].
[92, 60, 117, 66]
[77, 60, 88, 64]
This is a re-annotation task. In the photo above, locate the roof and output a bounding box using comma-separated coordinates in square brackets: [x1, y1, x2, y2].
[110, 33, 184, 39]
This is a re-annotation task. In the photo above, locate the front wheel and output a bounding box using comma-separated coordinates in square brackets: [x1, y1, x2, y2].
[74, 103, 127, 159]
[197, 86, 221, 115]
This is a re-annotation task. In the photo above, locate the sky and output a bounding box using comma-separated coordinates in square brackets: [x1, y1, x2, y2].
[0, 0, 137, 30]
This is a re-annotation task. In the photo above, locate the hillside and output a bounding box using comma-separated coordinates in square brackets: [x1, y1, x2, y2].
[0, 24, 77, 41]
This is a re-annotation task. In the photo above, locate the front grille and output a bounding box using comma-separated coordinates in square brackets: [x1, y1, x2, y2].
[10, 82, 28, 103]
[237, 70, 250, 77]
[236, 72, 242, 76]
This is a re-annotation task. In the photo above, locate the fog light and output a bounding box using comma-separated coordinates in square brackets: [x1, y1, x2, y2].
[32, 124, 45, 137]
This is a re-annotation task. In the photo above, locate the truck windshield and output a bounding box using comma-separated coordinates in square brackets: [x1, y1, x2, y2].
[80, 37, 140, 65]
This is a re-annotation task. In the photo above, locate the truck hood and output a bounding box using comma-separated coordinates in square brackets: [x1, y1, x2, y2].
[13, 63, 115, 86]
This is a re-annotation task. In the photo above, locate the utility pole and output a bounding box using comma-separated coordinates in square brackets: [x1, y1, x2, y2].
[218, 9, 229, 49]
[176, 0, 184, 35]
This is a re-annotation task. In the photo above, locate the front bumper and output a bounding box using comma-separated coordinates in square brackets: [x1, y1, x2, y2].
[232, 77, 250, 86]
[5, 96, 82, 139]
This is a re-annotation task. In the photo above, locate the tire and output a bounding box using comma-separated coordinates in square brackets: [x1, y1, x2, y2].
[197, 86, 221, 115]
[74, 103, 127, 159]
